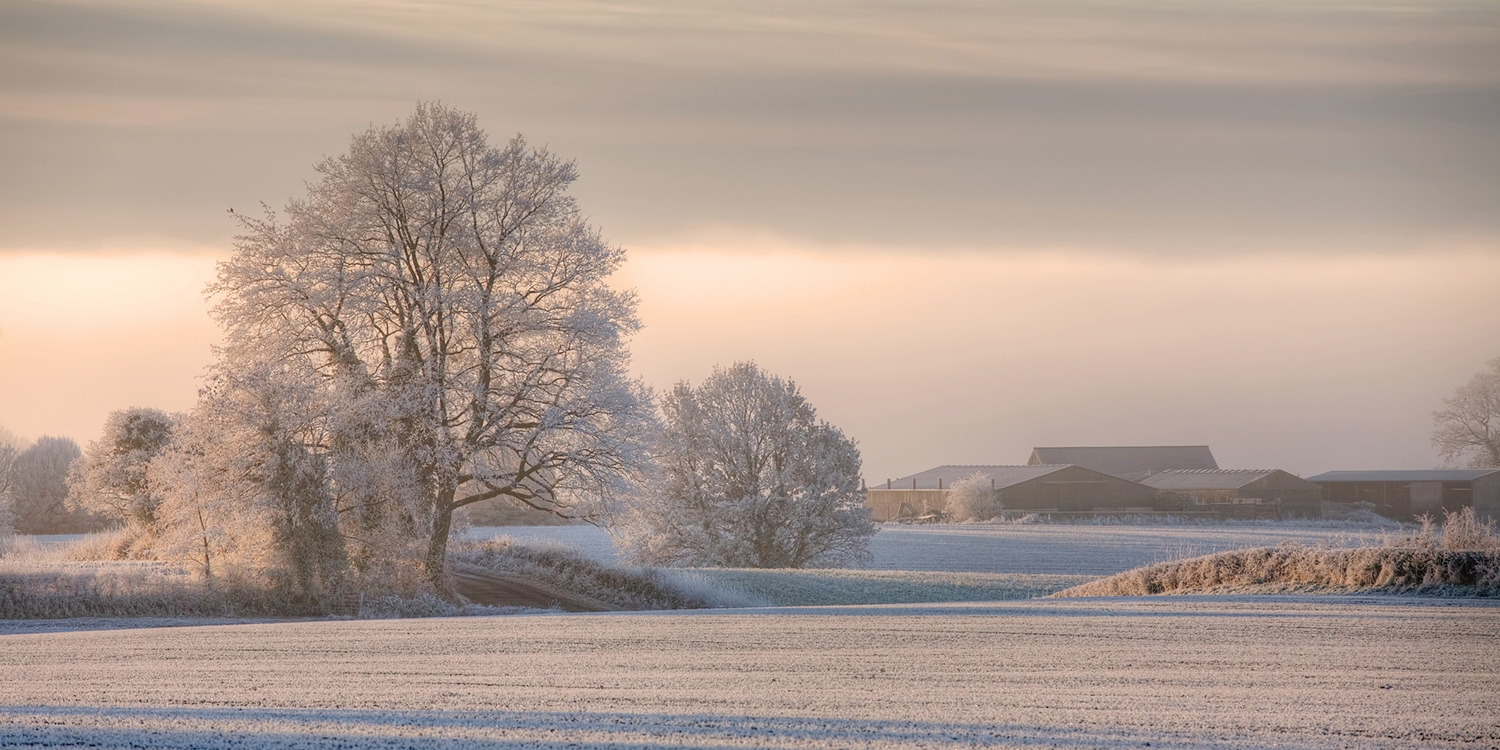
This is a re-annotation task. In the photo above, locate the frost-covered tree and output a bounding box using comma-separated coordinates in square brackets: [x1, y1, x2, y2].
[212, 102, 653, 593]
[11, 436, 96, 534]
[1433, 357, 1500, 468]
[67, 407, 178, 542]
[150, 359, 346, 607]
[945, 472, 1000, 522]
[0, 424, 22, 535]
[618, 362, 874, 568]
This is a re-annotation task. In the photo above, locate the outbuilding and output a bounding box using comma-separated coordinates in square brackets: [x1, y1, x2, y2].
[1306, 469, 1500, 522]
[1026, 445, 1218, 481]
[1139, 469, 1323, 518]
[865, 464, 1159, 521]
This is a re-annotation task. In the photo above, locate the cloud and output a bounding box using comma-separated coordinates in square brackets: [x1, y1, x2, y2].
[1, 0, 1497, 254]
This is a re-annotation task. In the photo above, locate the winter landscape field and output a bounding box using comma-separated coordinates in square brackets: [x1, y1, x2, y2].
[470, 522, 1394, 574]
[2, 596, 1496, 749]
[7, 521, 1495, 748]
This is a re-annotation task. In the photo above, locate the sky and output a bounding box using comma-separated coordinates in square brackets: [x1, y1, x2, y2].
[1, 0, 1498, 482]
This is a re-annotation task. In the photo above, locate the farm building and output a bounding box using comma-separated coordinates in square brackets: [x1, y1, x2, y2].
[1027, 445, 1218, 481]
[1139, 469, 1323, 518]
[864, 464, 1159, 521]
[1306, 469, 1500, 522]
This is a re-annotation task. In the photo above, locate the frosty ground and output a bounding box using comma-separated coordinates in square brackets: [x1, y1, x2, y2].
[2, 596, 1496, 749]
[6, 523, 1489, 748]
[475, 521, 1392, 575]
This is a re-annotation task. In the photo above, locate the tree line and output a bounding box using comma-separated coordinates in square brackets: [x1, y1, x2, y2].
[0, 428, 100, 535]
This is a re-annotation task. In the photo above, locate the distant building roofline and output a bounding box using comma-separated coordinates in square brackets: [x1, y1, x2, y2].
[1307, 469, 1500, 483]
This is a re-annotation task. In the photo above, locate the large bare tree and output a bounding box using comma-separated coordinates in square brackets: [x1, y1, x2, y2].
[1433, 357, 1500, 469]
[213, 103, 653, 594]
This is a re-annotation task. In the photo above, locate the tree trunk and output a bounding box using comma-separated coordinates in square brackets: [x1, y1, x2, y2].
[425, 488, 456, 599]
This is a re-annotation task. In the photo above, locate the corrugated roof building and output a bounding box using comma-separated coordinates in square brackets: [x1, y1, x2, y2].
[1306, 469, 1500, 521]
[1027, 446, 1217, 481]
[1140, 469, 1322, 518]
[864, 464, 1159, 521]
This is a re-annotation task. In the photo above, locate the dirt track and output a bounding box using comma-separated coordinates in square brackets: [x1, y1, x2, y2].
[449, 566, 610, 612]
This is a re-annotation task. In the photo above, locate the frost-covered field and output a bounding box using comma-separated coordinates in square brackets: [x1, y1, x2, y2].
[1, 596, 1495, 748]
[662, 568, 1093, 606]
[467, 523, 1389, 575]
[866, 524, 1390, 574]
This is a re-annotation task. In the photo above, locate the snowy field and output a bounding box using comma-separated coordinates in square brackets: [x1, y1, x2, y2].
[1, 596, 1495, 749]
[467, 523, 1390, 575]
[661, 568, 1094, 606]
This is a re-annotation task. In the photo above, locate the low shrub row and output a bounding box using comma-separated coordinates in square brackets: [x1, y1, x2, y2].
[1053, 545, 1500, 597]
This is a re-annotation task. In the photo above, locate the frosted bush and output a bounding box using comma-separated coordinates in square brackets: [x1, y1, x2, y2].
[1439, 507, 1500, 551]
[945, 472, 1001, 522]
[1386, 507, 1499, 551]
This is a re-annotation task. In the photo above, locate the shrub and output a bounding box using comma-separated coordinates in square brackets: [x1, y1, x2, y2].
[945, 473, 1001, 522]
[1054, 509, 1500, 598]
[450, 537, 714, 611]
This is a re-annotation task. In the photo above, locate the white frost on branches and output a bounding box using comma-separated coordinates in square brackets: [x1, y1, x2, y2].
[1432, 356, 1500, 469]
[66, 408, 178, 550]
[200, 102, 653, 593]
[616, 362, 874, 568]
[945, 472, 1001, 522]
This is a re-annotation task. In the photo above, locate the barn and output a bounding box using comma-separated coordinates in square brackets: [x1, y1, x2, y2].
[864, 464, 1159, 522]
[1139, 469, 1323, 518]
[1026, 445, 1218, 481]
[1306, 469, 1500, 522]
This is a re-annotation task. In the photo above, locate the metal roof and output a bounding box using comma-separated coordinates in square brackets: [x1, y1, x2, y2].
[1139, 469, 1313, 491]
[874, 465, 1072, 491]
[1028, 445, 1218, 478]
[1305, 470, 1500, 483]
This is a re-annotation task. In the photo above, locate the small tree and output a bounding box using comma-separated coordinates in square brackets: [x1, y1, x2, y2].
[67, 407, 178, 546]
[618, 362, 874, 568]
[151, 359, 348, 608]
[946, 472, 1000, 521]
[0, 424, 22, 536]
[1432, 357, 1500, 469]
[10, 436, 96, 534]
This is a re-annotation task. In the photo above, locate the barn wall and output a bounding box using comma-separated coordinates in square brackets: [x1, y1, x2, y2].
[864, 489, 949, 521]
[1234, 473, 1323, 518]
[998, 467, 1157, 511]
[1316, 481, 1413, 518]
[1473, 474, 1500, 523]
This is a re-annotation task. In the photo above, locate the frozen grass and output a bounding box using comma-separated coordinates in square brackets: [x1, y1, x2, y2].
[0, 531, 294, 619]
[464, 525, 621, 561]
[450, 537, 716, 611]
[1056, 508, 1500, 597]
[357, 592, 547, 619]
[0, 530, 132, 563]
[972, 510, 1403, 529]
[0, 531, 720, 620]
[0, 562, 298, 619]
[660, 568, 1092, 606]
[464, 522, 1388, 575]
[867, 524, 1388, 575]
[1, 598, 1496, 748]
[4, 515, 1475, 620]
[1055, 546, 1500, 597]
